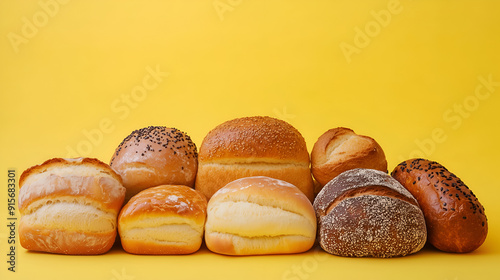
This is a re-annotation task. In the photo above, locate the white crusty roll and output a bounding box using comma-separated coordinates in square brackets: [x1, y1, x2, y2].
[19, 158, 126, 255]
[313, 168, 427, 258]
[118, 185, 207, 255]
[195, 116, 314, 201]
[110, 126, 198, 201]
[205, 176, 316, 255]
[311, 127, 387, 195]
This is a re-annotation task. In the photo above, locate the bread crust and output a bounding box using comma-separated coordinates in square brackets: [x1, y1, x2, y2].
[110, 126, 198, 200]
[313, 168, 427, 258]
[205, 176, 316, 255]
[20, 157, 122, 187]
[196, 116, 313, 201]
[19, 157, 125, 255]
[118, 185, 207, 255]
[311, 128, 387, 194]
[119, 239, 200, 255]
[199, 116, 309, 162]
[19, 224, 116, 255]
[196, 162, 313, 201]
[391, 158, 488, 253]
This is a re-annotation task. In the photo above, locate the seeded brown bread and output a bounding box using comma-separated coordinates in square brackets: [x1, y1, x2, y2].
[195, 116, 314, 201]
[19, 157, 126, 255]
[313, 168, 427, 258]
[110, 126, 198, 201]
[311, 127, 387, 195]
[391, 158, 488, 253]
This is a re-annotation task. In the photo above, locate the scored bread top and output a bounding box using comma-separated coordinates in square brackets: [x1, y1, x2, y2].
[209, 176, 316, 223]
[119, 185, 207, 224]
[310, 127, 388, 186]
[19, 157, 125, 213]
[314, 168, 418, 217]
[311, 127, 385, 166]
[199, 116, 310, 164]
[20, 157, 122, 187]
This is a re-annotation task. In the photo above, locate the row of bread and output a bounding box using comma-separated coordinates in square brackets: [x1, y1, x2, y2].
[18, 116, 487, 256]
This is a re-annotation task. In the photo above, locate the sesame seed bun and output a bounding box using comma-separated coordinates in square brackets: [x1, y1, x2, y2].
[391, 159, 488, 253]
[110, 126, 198, 201]
[195, 116, 314, 201]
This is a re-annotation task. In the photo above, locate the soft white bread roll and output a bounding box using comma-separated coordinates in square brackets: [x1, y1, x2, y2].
[195, 116, 314, 201]
[19, 158, 126, 255]
[118, 185, 207, 254]
[311, 127, 387, 195]
[110, 126, 198, 201]
[205, 176, 316, 255]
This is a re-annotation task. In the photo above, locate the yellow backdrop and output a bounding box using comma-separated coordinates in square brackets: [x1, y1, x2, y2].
[1, 1, 499, 279]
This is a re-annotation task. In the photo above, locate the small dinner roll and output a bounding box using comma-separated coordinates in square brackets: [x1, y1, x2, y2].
[118, 185, 207, 254]
[311, 127, 387, 195]
[205, 176, 316, 255]
[19, 157, 126, 255]
[110, 126, 198, 201]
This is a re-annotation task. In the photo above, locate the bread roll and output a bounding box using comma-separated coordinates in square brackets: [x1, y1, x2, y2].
[19, 157, 126, 255]
[313, 168, 426, 258]
[205, 176, 316, 255]
[311, 127, 387, 195]
[118, 185, 207, 254]
[110, 126, 198, 201]
[195, 116, 314, 201]
[391, 158, 488, 253]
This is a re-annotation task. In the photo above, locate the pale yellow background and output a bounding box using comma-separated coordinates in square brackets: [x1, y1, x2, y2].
[1, 0, 499, 279]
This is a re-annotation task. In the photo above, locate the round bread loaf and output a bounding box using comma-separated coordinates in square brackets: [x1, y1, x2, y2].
[110, 126, 198, 201]
[19, 157, 126, 255]
[195, 116, 314, 201]
[205, 176, 316, 255]
[311, 127, 387, 195]
[118, 185, 207, 254]
[313, 168, 427, 258]
[391, 158, 488, 253]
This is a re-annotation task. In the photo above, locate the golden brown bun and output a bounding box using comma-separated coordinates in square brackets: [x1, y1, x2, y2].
[19, 157, 125, 255]
[110, 126, 198, 201]
[391, 159, 488, 253]
[313, 168, 426, 258]
[118, 185, 207, 255]
[311, 127, 387, 195]
[205, 176, 316, 255]
[195, 116, 314, 201]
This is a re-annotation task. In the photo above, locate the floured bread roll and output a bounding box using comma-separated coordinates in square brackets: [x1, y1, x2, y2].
[19, 158, 126, 255]
[313, 168, 426, 258]
[205, 176, 316, 255]
[118, 185, 207, 254]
